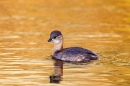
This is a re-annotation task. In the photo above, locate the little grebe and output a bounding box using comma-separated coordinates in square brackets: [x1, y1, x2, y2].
[48, 30, 98, 62]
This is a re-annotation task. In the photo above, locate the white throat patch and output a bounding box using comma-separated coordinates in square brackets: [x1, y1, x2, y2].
[52, 39, 60, 44]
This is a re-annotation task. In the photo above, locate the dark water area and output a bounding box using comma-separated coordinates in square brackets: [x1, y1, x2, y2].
[0, 0, 130, 86]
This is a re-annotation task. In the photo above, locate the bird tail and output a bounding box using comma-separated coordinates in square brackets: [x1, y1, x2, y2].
[90, 54, 98, 60]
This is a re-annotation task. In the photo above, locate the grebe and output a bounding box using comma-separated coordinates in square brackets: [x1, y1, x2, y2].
[48, 30, 98, 62]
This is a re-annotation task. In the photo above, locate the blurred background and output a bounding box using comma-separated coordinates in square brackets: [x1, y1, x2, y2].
[0, 0, 130, 86]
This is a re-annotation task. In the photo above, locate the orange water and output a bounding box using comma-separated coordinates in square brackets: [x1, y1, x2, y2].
[0, 0, 130, 86]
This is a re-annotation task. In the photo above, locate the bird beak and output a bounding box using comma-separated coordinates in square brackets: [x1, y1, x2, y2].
[48, 38, 52, 42]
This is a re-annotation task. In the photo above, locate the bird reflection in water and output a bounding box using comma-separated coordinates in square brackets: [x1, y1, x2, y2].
[49, 57, 90, 83]
[50, 58, 63, 83]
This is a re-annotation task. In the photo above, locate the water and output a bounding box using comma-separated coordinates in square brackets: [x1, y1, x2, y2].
[0, 0, 130, 86]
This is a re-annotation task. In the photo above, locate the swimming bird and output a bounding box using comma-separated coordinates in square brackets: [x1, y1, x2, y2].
[48, 30, 98, 62]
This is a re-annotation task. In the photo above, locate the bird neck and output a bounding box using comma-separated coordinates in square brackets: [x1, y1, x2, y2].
[53, 40, 63, 55]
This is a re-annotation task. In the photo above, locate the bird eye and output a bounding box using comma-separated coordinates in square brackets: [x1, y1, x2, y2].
[53, 36, 56, 39]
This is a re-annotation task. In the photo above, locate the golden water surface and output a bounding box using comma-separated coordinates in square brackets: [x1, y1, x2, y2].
[0, 0, 130, 86]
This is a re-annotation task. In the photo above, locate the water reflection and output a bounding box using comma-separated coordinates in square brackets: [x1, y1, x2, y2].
[50, 57, 92, 84]
[50, 58, 63, 83]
